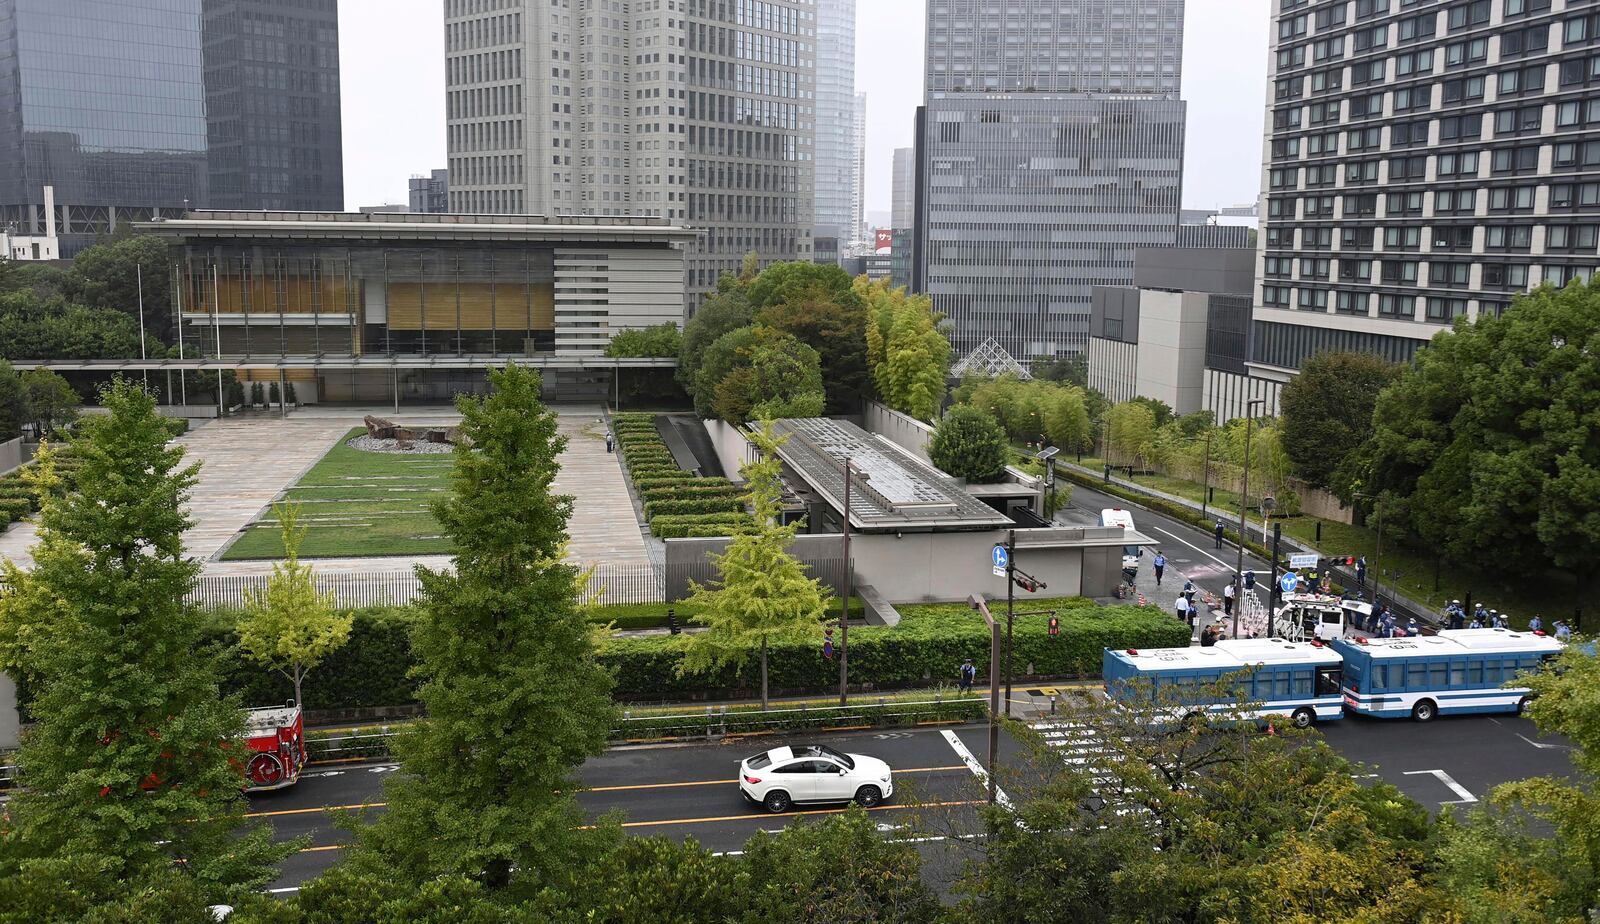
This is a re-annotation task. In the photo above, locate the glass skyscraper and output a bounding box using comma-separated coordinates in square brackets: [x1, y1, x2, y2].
[0, 0, 342, 253]
[914, 0, 1187, 360]
[813, 0, 858, 243]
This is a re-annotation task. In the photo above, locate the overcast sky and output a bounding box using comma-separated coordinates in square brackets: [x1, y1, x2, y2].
[340, 1, 1269, 215]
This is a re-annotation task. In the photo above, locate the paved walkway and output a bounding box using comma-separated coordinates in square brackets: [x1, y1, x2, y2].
[0, 405, 654, 583]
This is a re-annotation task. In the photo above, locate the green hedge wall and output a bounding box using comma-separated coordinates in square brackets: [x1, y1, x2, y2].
[207, 599, 1184, 711]
[601, 599, 1189, 699]
[642, 496, 746, 519]
[650, 513, 751, 538]
[611, 413, 749, 538]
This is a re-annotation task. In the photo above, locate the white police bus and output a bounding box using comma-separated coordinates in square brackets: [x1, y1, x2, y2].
[1102, 637, 1345, 729]
[1328, 628, 1562, 721]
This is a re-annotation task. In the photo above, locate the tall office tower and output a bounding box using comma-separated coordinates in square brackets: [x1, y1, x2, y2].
[1257, 1, 1599, 376]
[203, 0, 344, 211]
[409, 169, 450, 213]
[891, 146, 914, 230]
[443, 0, 814, 307]
[0, 0, 209, 253]
[914, 0, 1187, 360]
[813, 0, 856, 243]
[851, 90, 867, 242]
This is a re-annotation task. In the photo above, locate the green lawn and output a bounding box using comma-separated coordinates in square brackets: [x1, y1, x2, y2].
[1063, 456, 1582, 623]
[220, 428, 455, 559]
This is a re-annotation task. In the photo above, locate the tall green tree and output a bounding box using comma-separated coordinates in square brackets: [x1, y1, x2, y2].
[744, 261, 857, 311]
[1351, 280, 1600, 575]
[757, 283, 871, 414]
[21, 368, 79, 437]
[0, 291, 159, 359]
[0, 380, 292, 912]
[0, 360, 25, 441]
[740, 811, 940, 923]
[236, 502, 353, 709]
[69, 235, 175, 344]
[677, 423, 831, 709]
[1041, 385, 1092, 452]
[677, 289, 753, 393]
[695, 325, 825, 423]
[929, 404, 1010, 483]
[346, 364, 616, 893]
[1031, 352, 1088, 388]
[1104, 401, 1158, 469]
[1278, 351, 1401, 489]
[859, 277, 950, 422]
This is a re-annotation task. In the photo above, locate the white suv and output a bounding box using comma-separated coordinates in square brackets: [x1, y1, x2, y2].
[738, 744, 894, 813]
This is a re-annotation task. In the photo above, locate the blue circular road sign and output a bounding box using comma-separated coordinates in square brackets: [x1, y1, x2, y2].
[1280, 570, 1299, 594]
[992, 545, 1009, 570]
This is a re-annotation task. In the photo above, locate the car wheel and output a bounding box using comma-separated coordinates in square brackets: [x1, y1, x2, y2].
[854, 785, 883, 808]
[1291, 707, 1315, 729]
[1412, 699, 1437, 722]
[1517, 696, 1530, 715]
[763, 790, 791, 814]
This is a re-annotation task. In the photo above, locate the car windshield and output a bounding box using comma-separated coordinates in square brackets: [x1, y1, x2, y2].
[797, 744, 855, 769]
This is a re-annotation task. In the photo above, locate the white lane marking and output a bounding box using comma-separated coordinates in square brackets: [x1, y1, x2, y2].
[1404, 769, 1477, 804]
[1516, 733, 1572, 751]
[1146, 524, 1236, 570]
[940, 729, 1012, 809]
[268, 887, 301, 894]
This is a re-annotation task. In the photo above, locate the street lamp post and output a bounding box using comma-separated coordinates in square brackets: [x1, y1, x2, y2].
[1233, 398, 1266, 638]
[1200, 428, 1213, 521]
[966, 594, 1004, 805]
[838, 459, 865, 706]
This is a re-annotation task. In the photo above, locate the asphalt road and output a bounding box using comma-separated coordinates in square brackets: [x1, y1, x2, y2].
[250, 713, 1577, 894]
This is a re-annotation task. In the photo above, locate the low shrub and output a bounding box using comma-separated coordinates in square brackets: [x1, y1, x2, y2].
[214, 606, 417, 710]
[615, 695, 986, 741]
[598, 599, 1190, 699]
[638, 483, 740, 502]
[0, 499, 32, 521]
[642, 496, 746, 519]
[634, 476, 725, 492]
[651, 513, 749, 538]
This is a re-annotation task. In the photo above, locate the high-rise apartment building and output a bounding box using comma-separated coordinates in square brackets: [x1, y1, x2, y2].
[1256, 0, 1599, 376]
[409, 169, 451, 213]
[891, 146, 914, 230]
[443, 0, 815, 306]
[914, 0, 1186, 360]
[813, 0, 856, 242]
[0, 0, 344, 254]
[203, 0, 344, 211]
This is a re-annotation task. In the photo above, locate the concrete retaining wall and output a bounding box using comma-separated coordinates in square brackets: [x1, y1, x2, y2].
[0, 437, 24, 476]
[701, 418, 757, 483]
[0, 672, 18, 749]
[863, 401, 934, 460]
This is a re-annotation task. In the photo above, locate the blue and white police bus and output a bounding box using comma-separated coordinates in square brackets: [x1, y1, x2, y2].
[1102, 637, 1345, 729]
[1327, 628, 1563, 721]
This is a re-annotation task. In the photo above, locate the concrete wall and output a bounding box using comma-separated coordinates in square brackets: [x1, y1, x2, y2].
[1087, 336, 1138, 406]
[1202, 367, 1283, 423]
[1133, 247, 1255, 295]
[1134, 289, 1210, 417]
[667, 526, 1134, 604]
[0, 437, 23, 476]
[862, 401, 933, 460]
[702, 418, 757, 483]
[0, 672, 18, 749]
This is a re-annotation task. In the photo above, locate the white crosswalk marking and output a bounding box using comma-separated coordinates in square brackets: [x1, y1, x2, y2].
[1032, 719, 1123, 787]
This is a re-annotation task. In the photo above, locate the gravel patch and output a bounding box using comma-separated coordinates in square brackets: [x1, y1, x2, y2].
[347, 435, 456, 455]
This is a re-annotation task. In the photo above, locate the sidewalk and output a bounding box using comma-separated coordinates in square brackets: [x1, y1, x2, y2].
[1056, 460, 1439, 628]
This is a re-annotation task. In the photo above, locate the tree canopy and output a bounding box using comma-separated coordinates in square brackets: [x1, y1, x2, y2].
[1347, 280, 1600, 575]
[756, 281, 871, 414]
[0, 291, 162, 360]
[694, 325, 825, 424]
[605, 322, 683, 359]
[860, 278, 951, 422]
[677, 290, 754, 394]
[929, 404, 1010, 483]
[1279, 350, 1401, 489]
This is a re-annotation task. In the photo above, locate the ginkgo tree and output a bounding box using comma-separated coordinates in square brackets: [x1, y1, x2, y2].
[235, 501, 352, 709]
[677, 422, 832, 710]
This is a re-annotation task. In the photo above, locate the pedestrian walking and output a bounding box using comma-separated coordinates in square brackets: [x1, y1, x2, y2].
[958, 659, 976, 693]
[1182, 578, 1197, 607]
[1214, 520, 1226, 549]
[1175, 593, 1191, 626]
[1319, 571, 1332, 594]
[1529, 614, 1543, 633]
[1152, 551, 1167, 586]
[605, 430, 615, 453]
[1555, 620, 1572, 641]
[1474, 603, 1488, 625]
[1356, 555, 1367, 588]
[1406, 617, 1419, 637]
[1223, 581, 1236, 616]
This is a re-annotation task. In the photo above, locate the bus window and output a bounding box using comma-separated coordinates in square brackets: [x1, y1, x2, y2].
[1427, 662, 1447, 687]
[1315, 666, 1341, 696]
[1406, 663, 1428, 689]
[1293, 670, 1313, 697]
[1449, 660, 1466, 686]
[1273, 673, 1291, 698]
[1467, 660, 1483, 686]
[1483, 660, 1501, 684]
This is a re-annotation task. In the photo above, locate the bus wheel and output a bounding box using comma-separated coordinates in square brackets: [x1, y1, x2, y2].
[1291, 708, 1315, 729]
[1411, 699, 1437, 722]
[1516, 697, 1530, 715]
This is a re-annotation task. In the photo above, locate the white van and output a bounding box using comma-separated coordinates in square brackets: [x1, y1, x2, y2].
[1099, 508, 1142, 574]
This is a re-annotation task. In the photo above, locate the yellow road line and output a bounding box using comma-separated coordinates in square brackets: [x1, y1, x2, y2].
[294, 798, 986, 851]
[248, 801, 386, 818]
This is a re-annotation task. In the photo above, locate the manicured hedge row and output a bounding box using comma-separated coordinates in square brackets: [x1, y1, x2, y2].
[600, 599, 1189, 699]
[212, 599, 1184, 711]
[639, 483, 741, 502]
[615, 695, 987, 741]
[651, 514, 751, 538]
[611, 412, 749, 538]
[642, 496, 746, 519]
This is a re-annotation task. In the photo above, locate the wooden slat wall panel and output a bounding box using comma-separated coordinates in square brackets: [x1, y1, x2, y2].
[197, 275, 356, 316]
[387, 282, 555, 331]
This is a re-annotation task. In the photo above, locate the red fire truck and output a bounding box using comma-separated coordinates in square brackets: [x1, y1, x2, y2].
[242, 703, 306, 792]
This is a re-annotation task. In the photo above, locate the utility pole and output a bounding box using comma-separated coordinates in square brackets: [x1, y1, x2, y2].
[1233, 398, 1265, 638]
[1005, 530, 1016, 719]
[1268, 522, 1283, 637]
[212, 264, 224, 419]
[136, 263, 148, 391]
[1200, 428, 1213, 521]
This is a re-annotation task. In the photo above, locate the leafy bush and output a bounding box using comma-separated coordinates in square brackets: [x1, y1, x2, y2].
[616, 695, 985, 741]
[639, 483, 741, 502]
[651, 513, 750, 538]
[600, 600, 1189, 699]
[0, 498, 32, 521]
[929, 405, 1010, 483]
[635, 475, 728, 492]
[642, 496, 746, 519]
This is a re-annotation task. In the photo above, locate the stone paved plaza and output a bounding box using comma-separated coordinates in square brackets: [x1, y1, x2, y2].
[0, 405, 654, 581]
